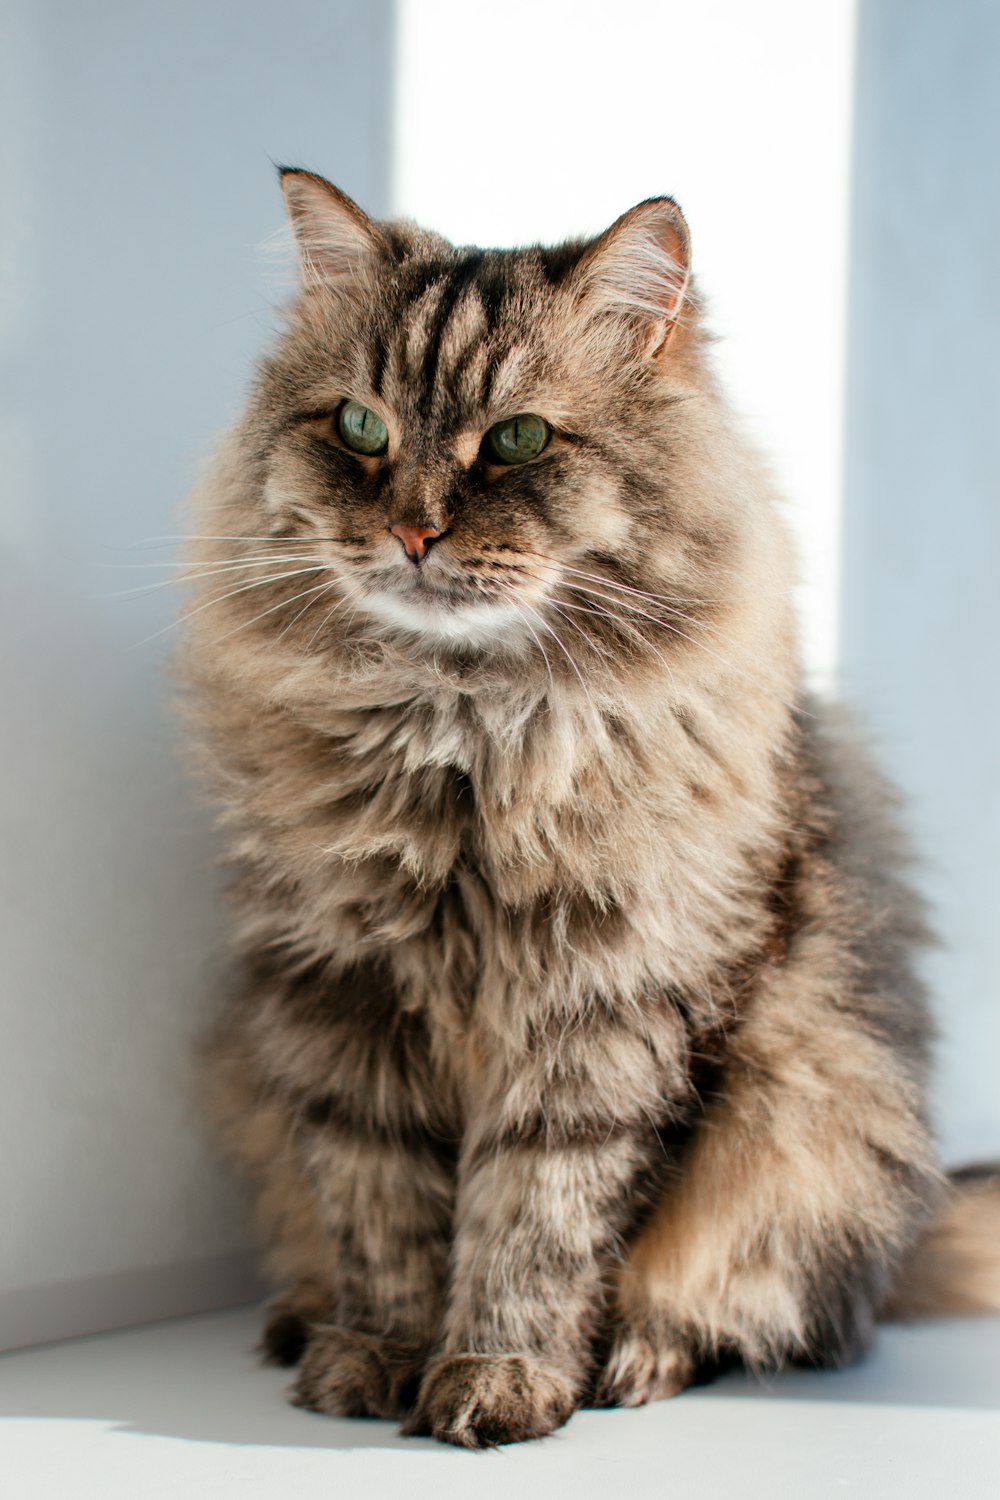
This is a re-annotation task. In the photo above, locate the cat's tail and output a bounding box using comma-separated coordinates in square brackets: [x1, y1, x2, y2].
[884, 1163, 1000, 1320]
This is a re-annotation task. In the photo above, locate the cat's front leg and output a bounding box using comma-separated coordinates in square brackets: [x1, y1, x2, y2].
[290, 1119, 456, 1420]
[403, 1149, 615, 1445]
[211, 961, 457, 1420]
[404, 1008, 681, 1447]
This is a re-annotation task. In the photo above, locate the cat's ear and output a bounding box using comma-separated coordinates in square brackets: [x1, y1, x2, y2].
[280, 168, 391, 291]
[573, 198, 691, 357]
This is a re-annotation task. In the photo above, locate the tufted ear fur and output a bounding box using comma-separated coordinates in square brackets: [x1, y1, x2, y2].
[280, 168, 391, 292]
[574, 198, 691, 357]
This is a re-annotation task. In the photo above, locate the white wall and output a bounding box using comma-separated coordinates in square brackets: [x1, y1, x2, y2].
[0, 0, 396, 1351]
[842, 0, 1000, 1163]
[394, 0, 856, 688]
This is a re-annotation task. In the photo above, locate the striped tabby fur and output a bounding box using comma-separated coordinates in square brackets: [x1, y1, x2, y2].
[180, 170, 997, 1447]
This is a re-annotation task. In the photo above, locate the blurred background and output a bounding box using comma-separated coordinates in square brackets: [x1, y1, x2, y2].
[1, 0, 997, 1351]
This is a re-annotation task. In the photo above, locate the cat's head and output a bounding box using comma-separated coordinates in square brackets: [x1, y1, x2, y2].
[236, 170, 738, 659]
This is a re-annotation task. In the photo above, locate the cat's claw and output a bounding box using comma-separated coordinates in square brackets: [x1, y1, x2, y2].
[402, 1353, 577, 1448]
[290, 1326, 427, 1421]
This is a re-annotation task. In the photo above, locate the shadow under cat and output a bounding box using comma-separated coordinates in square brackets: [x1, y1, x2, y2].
[1, 1305, 999, 1461]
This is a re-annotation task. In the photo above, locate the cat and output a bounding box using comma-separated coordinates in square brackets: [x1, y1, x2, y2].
[180, 168, 1000, 1447]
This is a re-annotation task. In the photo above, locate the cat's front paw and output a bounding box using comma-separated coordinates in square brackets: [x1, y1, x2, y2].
[594, 1327, 694, 1407]
[402, 1352, 577, 1448]
[290, 1326, 427, 1421]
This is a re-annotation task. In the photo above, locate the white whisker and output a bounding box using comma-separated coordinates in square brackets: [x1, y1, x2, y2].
[553, 595, 680, 691]
[106, 556, 324, 598]
[105, 549, 324, 572]
[304, 579, 368, 651]
[564, 580, 723, 658]
[201, 575, 346, 649]
[524, 606, 599, 717]
[129, 565, 331, 648]
[546, 601, 615, 664]
[507, 601, 555, 690]
[557, 563, 770, 662]
[274, 576, 343, 643]
[115, 534, 313, 549]
[560, 564, 718, 611]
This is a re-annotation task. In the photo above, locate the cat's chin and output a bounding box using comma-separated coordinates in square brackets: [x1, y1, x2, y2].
[356, 589, 535, 650]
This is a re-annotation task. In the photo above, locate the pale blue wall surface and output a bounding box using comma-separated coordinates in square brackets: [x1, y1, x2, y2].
[843, 0, 1000, 1162]
[0, 0, 395, 1348]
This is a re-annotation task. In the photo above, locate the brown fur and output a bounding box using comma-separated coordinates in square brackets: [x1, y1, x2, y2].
[886, 1166, 1000, 1319]
[179, 170, 996, 1447]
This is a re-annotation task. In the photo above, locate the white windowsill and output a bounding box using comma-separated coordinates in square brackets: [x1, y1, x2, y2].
[1, 1306, 998, 1498]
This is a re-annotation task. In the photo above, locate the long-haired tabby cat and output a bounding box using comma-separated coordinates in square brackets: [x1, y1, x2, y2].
[181, 168, 1000, 1447]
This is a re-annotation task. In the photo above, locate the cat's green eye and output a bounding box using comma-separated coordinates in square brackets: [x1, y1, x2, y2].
[486, 413, 551, 466]
[338, 400, 389, 456]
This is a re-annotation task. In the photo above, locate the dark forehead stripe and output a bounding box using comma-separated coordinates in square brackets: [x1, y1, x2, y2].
[421, 250, 527, 416]
[415, 252, 486, 417]
[473, 254, 513, 331]
[369, 318, 390, 399]
[442, 264, 509, 408]
[470, 256, 519, 410]
[443, 330, 487, 410]
[477, 335, 512, 412]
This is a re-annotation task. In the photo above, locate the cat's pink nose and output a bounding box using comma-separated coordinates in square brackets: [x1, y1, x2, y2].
[390, 522, 443, 563]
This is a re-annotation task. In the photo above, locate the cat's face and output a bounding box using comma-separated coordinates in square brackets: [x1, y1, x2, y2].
[245, 172, 719, 655]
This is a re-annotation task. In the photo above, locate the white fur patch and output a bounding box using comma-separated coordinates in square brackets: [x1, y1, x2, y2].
[357, 590, 533, 649]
